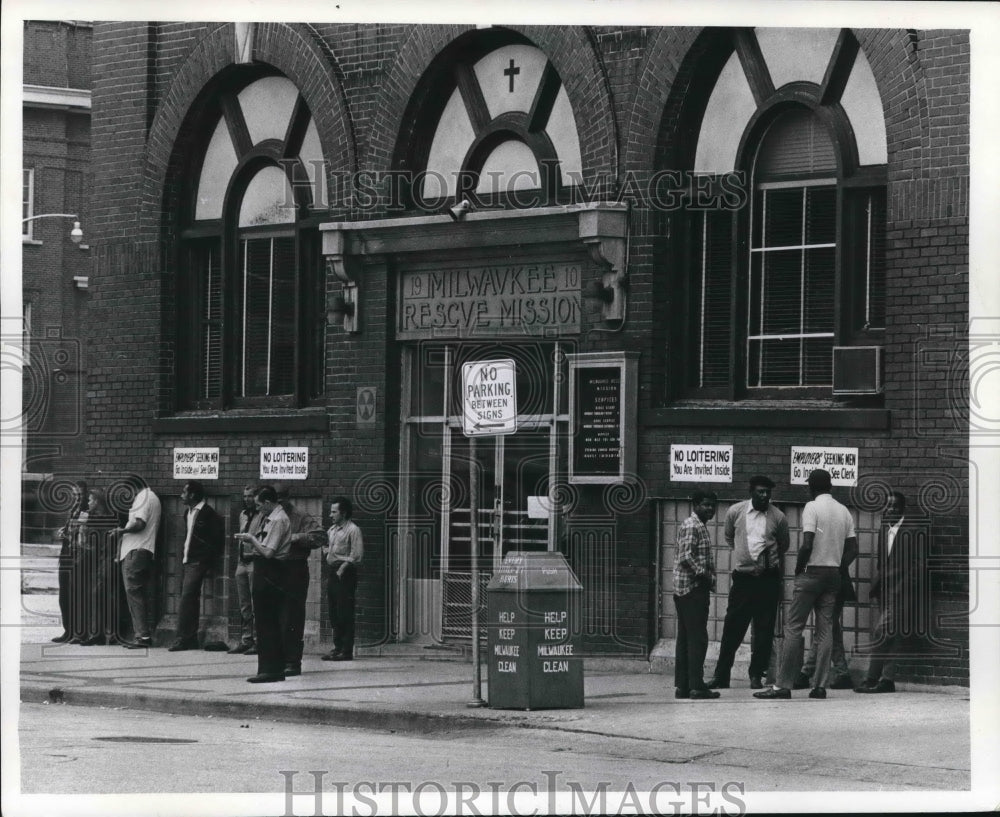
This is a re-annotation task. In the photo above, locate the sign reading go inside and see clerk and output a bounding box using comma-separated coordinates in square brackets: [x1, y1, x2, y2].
[173, 448, 220, 479]
[790, 446, 859, 486]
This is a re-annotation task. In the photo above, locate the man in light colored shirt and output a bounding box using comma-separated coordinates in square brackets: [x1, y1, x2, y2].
[113, 478, 162, 649]
[321, 496, 364, 662]
[755, 468, 857, 700]
[169, 481, 224, 651]
[708, 475, 789, 690]
[235, 485, 293, 682]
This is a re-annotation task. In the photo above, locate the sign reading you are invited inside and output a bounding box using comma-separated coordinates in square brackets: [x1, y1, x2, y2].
[397, 262, 582, 338]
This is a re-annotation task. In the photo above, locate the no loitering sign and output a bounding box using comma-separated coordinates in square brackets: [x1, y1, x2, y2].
[462, 359, 517, 437]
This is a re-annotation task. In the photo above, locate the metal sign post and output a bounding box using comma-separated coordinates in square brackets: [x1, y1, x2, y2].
[462, 359, 517, 708]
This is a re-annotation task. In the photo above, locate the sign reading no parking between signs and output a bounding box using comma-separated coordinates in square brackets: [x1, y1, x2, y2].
[462, 359, 517, 437]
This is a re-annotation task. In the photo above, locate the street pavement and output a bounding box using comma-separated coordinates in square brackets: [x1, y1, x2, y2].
[15, 546, 974, 794]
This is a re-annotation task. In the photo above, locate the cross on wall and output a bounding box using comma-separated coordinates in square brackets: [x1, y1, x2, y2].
[503, 59, 520, 92]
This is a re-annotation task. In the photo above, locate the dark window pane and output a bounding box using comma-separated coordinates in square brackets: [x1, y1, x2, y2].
[866, 191, 887, 329]
[759, 250, 802, 335]
[748, 337, 801, 387]
[761, 188, 803, 248]
[805, 186, 837, 244]
[803, 247, 835, 334]
[199, 243, 222, 401]
[239, 238, 273, 396]
[269, 236, 296, 395]
[696, 210, 733, 388]
[803, 336, 833, 385]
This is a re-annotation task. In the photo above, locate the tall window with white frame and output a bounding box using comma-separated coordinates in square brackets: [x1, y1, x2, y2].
[22, 168, 35, 239]
[682, 28, 888, 399]
[178, 72, 327, 410]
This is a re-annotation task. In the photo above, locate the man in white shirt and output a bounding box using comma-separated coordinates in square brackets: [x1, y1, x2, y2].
[755, 469, 858, 700]
[321, 497, 364, 662]
[169, 481, 225, 651]
[113, 478, 162, 649]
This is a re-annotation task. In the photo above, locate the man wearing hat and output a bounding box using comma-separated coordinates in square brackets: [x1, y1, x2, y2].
[707, 475, 790, 690]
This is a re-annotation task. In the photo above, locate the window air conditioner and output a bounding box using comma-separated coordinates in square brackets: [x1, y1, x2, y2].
[832, 346, 883, 395]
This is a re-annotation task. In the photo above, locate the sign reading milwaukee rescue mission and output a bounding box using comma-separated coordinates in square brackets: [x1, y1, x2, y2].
[397, 261, 582, 339]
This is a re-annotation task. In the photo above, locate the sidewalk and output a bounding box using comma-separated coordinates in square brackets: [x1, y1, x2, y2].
[16, 550, 972, 791]
[19, 636, 971, 791]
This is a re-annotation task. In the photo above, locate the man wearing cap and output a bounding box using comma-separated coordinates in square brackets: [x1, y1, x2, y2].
[755, 468, 857, 700]
[707, 475, 790, 690]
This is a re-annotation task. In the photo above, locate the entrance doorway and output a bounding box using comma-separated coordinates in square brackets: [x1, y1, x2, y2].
[397, 342, 569, 643]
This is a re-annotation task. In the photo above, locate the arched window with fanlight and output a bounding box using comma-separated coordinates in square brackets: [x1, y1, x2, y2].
[399, 36, 584, 209]
[681, 28, 887, 399]
[178, 72, 327, 409]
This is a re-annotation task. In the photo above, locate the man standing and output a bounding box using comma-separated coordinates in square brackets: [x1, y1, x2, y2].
[321, 497, 363, 662]
[235, 486, 292, 683]
[855, 491, 923, 694]
[114, 477, 162, 649]
[168, 481, 225, 651]
[672, 489, 720, 700]
[794, 565, 856, 690]
[228, 484, 259, 655]
[755, 469, 857, 700]
[276, 485, 326, 676]
[707, 475, 789, 690]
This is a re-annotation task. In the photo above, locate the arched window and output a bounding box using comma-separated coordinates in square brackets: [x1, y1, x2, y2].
[178, 73, 326, 409]
[403, 38, 583, 209]
[682, 29, 886, 398]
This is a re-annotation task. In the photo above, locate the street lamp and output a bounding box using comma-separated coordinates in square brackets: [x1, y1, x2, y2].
[22, 213, 84, 244]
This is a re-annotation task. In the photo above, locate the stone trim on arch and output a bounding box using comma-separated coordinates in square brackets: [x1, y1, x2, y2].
[368, 24, 618, 197]
[142, 21, 356, 233]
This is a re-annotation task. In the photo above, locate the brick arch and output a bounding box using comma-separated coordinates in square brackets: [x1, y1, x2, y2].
[854, 29, 930, 175]
[142, 21, 356, 233]
[623, 26, 703, 174]
[368, 24, 618, 187]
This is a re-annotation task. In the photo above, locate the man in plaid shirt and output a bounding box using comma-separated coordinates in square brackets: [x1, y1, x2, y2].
[673, 488, 719, 700]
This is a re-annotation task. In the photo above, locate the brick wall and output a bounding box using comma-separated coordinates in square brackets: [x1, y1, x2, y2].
[86, 23, 969, 680]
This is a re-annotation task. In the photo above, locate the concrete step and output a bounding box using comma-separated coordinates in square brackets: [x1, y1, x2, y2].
[21, 542, 61, 559]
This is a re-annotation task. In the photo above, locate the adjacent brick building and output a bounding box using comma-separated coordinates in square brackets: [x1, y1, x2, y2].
[77, 22, 968, 684]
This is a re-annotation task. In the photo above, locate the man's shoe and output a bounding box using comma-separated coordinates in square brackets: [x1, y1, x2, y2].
[328, 654, 353, 662]
[829, 675, 854, 690]
[243, 645, 258, 656]
[753, 687, 791, 699]
[706, 676, 729, 689]
[283, 665, 302, 677]
[320, 650, 342, 661]
[51, 632, 71, 644]
[246, 673, 285, 683]
[122, 637, 152, 650]
[855, 678, 896, 694]
[689, 688, 721, 700]
[227, 643, 249, 655]
[792, 673, 811, 690]
[675, 688, 690, 699]
[167, 639, 198, 652]
[68, 636, 84, 645]
[81, 635, 107, 646]
[808, 687, 827, 699]
[750, 676, 764, 690]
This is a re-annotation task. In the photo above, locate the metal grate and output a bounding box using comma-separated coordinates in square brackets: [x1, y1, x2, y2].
[440, 571, 490, 642]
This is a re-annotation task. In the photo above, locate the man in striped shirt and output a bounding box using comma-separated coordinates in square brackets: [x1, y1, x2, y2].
[673, 488, 719, 700]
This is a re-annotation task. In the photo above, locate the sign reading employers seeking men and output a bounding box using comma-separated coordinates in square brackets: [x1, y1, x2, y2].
[260, 447, 309, 480]
[173, 448, 220, 479]
[790, 446, 859, 487]
[670, 444, 734, 483]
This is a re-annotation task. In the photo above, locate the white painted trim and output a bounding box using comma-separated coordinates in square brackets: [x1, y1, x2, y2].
[23, 85, 91, 110]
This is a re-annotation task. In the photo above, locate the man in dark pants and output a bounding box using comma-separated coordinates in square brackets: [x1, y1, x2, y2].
[708, 475, 789, 690]
[228, 484, 259, 655]
[672, 488, 719, 700]
[855, 491, 925, 694]
[276, 485, 325, 676]
[755, 469, 858, 700]
[52, 481, 88, 643]
[236, 486, 292, 683]
[321, 497, 364, 662]
[168, 481, 225, 651]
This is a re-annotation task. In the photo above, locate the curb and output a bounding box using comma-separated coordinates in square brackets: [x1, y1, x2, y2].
[19, 682, 507, 734]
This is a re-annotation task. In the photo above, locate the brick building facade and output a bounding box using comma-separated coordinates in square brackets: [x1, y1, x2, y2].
[21, 20, 93, 540]
[79, 22, 968, 684]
